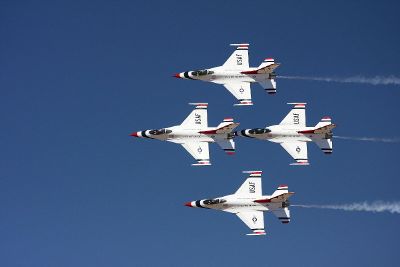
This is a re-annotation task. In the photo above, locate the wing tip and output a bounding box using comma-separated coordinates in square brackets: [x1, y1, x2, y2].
[290, 160, 309, 166]
[189, 102, 208, 109]
[243, 170, 262, 177]
[246, 230, 266, 236]
[287, 102, 307, 108]
[230, 43, 249, 46]
[192, 160, 211, 166]
[234, 100, 253, 106]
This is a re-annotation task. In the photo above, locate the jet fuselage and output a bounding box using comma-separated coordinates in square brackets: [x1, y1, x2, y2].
[186, 194, 289, 213]
[177, 67, 275, 85]
[237, 125, 332, 143]
[132, 126, 232, 143]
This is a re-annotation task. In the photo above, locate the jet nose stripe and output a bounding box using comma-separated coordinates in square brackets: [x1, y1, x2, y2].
[183, 71, 194, 80]
[141, 131, 151, 138]
[195, 200, 202, 208]
[241, 129, 253, 138]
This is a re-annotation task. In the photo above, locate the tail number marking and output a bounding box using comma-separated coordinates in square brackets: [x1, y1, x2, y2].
[249, 182, 255, 193]
[293, 113, 300, 124]
[195, 113, 201, 124]
[236, 54, 243, 65]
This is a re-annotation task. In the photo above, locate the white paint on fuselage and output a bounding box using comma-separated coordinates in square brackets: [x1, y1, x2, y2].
[245, 125, 326, 143]
[189, 67, 270, 85]
[196, 194, 284, 213]
[144, 126, 229, 143]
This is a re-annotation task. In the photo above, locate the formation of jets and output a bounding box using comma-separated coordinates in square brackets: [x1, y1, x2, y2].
[174, 44, 280, 106]
[130, 103, 239, 166]
[185, 171, 294, 235]
[236, 103, 336, 165]
[131, 43, 335, 235]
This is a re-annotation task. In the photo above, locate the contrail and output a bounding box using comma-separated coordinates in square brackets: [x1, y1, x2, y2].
[292, 201, 400, 214]
[279, 75, 400, 86]
[333, 135, 400, 143]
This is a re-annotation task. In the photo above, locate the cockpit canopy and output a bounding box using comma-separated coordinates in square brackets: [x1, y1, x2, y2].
[191, 69, 214, 76]
[203, 198, 226, 205]
[149, 128, 172, 135]
[249, 128, 271, 134]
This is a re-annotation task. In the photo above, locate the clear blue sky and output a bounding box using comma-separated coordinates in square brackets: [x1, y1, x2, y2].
[1, 0, 399, 266]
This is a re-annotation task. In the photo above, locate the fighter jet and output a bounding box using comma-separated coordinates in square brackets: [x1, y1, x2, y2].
[174, 44, 280, 106]
[130, 103, 239, 166]
[185, 171, 294, 235]
[235, 103, 336, 165]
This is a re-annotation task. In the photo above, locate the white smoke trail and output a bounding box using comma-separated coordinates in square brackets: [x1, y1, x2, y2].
[292, 201, 400, 214]
[279, 75, 400, 86]
[333, 135, 400, 143]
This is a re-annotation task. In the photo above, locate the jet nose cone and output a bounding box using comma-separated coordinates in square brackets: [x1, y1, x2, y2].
[129, 131, 139, 137]
[173, 73, 182, 78]
[184, 202, 193, 207]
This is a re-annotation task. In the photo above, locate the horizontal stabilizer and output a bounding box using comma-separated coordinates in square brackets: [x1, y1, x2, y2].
[314, 138, 333, 154]
[215, 139, 236, 155]
[272, 207, 291, 224]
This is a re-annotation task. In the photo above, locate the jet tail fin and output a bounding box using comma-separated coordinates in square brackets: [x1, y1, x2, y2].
[298, 117, 336, 135]
[257, 58, 280, 73]
[199, 118, 239, 135]
[314, 116, 336, 131]
[241, 58, 280, 75]
[216, 118, 240, 133]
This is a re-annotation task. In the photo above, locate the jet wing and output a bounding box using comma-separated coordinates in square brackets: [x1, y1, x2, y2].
[223, 82, 253, 106]
[223, 44, 249, 70]
[280, 141, 309, 165]
[181, 103, 208, 130]
[271, 207, 291, 224]
[234, 171, 262, 198]
[279, 103, 306, 128]
[236, 211, 266, 235]
[181, 141, 211, 166]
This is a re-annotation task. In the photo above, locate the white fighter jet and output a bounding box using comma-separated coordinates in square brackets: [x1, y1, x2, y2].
[185, 171, 294, 235]
[174, 44, 280, 106]
[130, 103, 239, 166]
[235, 103, 336, 165]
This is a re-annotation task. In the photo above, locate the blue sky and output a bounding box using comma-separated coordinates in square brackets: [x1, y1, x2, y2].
[1, 0, 399, 266]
